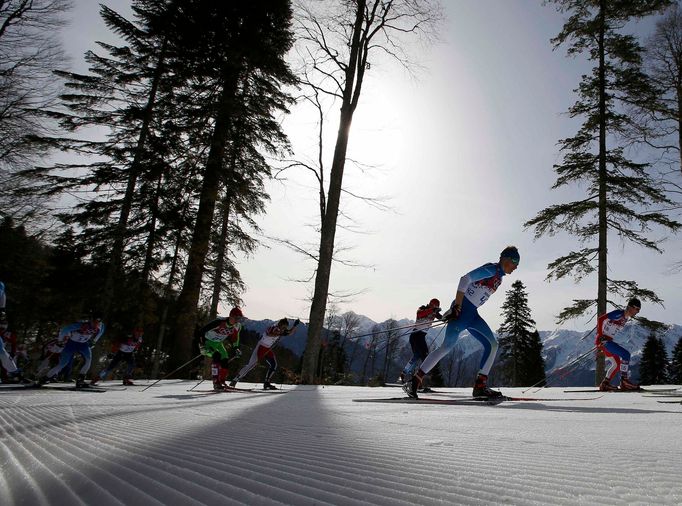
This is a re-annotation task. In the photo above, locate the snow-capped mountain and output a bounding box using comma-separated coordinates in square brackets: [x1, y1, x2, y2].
[540, 324, 682, 384]
[245, 312, 682, 385]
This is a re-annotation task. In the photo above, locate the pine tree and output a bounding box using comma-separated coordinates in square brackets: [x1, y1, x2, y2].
[497, 280, 542, 386]
[639, 334, 669, 384]
[172, 1, 296, 366]
[669, 337, 682, 384]
[525, 0, 678, 385]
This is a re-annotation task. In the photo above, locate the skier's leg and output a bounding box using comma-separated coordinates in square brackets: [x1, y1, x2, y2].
[468, 317, 498, 377]
[231, 346, 260, 386]
[46, 342, 76, 379]
[469, 317, 502, 398]
[0, 337, 18, 374]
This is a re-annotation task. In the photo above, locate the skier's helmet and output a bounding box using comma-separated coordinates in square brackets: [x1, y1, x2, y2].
[429, 298, 440, 308]
[277, 318, 289, 328]
[229, 307, 243, 319]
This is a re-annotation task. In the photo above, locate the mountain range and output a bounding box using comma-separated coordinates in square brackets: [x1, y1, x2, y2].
[243, 314, 682, 386]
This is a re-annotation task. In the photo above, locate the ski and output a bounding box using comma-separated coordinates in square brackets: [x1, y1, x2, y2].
[33, 385, 109, 393]
[353, 395, 602, 405]
[353, 396, 505, 406]
[192, 387, 254, 393]
[656, 399, 682, 404]
[506, 395, 603, 402]
[563, 387, 677, 393]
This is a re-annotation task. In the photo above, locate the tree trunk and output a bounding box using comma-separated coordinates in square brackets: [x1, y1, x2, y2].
[209, 198, 231, 319]
[103, 36, 168, 320]
[172, 72, 239, 368]
[300, 1, 366, 383]
[596, 0, 608, 385]
[151, 223, 183, 378]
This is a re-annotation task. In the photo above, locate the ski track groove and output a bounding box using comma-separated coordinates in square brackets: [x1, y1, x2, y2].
[1, 385, 681, 505]
[3, 404, 232, 506]
[2, 405, 165, 506]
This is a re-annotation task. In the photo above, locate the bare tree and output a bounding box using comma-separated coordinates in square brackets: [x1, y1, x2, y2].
[641, 4, 682, 177]
[295, 0, 442, 383]
[0, 0, 71, 223]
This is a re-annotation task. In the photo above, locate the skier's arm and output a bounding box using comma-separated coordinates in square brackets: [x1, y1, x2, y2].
[197, 319, 221, 342]
[91, 323, 106, 345]
[0, 281, 6, 310]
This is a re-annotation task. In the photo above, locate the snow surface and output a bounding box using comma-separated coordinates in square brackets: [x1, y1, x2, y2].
[1, 381, 681, 505]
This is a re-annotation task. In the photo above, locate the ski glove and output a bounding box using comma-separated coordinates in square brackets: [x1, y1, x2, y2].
[232, 347, 242, 358]
[443, 302, 461, 322]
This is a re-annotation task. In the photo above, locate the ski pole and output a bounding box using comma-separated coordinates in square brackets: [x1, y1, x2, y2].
[523, 344, 598, 393]
[187, 352, 242, 391]
[349, 319, 445, 342]
[141, 353, 203, 392]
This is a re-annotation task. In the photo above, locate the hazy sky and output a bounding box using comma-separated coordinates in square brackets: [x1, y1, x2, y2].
[60, 1, 682, 332]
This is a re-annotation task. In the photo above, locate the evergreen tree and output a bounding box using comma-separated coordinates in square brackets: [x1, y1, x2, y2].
[520, 330, 547, 388]
[172, 0, 296, 366]
[639, 334, 669, 384]
[525, 0, 678, 385]
[669, 337, 682, 384]
[497, 280, 542, 386]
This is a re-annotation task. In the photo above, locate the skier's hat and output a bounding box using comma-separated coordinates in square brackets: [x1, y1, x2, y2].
[627, 298, 641, 309]
[500, 246, 520, 265]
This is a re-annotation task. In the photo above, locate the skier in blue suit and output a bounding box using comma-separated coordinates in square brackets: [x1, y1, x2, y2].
[0, 281, 23, 380]
[38, 315, 105, 388]
[405, 246, 520, 399]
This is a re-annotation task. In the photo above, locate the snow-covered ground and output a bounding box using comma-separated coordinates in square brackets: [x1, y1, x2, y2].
[1, 381, 681, 505]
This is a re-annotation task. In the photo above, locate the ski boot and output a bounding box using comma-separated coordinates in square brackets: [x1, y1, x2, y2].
[212, 376, 225, 391]
[122, 378, 135, 386]
[228, 379, 238, 388]
[598, 378, 619, 392]
[403, 370, 423, 399]
[75, 374, 91, 388]
[263, 382, 278, 390]
[397, 373, 405, 384]
[619, 377, 641, 391]
[90, 376, 100, 386]
[472, 374, 503, 399]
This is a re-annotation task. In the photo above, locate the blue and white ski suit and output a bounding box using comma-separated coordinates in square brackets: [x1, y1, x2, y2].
[0, 281, 19, 374]
[46, 321, 105, 378]
[420, 262, 505, 377]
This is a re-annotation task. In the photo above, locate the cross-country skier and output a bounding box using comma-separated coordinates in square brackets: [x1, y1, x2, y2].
[36, 337, 69, 380]
[91, 327, 143, 386]
[596, 298, 642, 391]
[37, 314, 105, 388]
[0, 281, 24, 383]
[404, 246, 520, 399]
[197, 307, 243, 391]
[398, 298, 442, 389]
[230, 317, 300, 390]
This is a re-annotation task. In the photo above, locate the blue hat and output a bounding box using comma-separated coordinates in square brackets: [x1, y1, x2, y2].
[500, 246, 520, 264]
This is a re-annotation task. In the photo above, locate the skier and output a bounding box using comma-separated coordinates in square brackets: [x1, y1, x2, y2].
[230, 317, 300, 390]
[0, 281, 24, 383]
[37, 314, 105, 388]
[36, 337, 69, 379]
[197, 307, 243, 391]
[91, 327, 143, 386]
[398, 298, 442, 390]
[404, 246, 520, 399]
[596, 298, 642, 391]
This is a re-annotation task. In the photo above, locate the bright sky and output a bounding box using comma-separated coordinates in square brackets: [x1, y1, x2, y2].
[60, 1, 682, 332]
